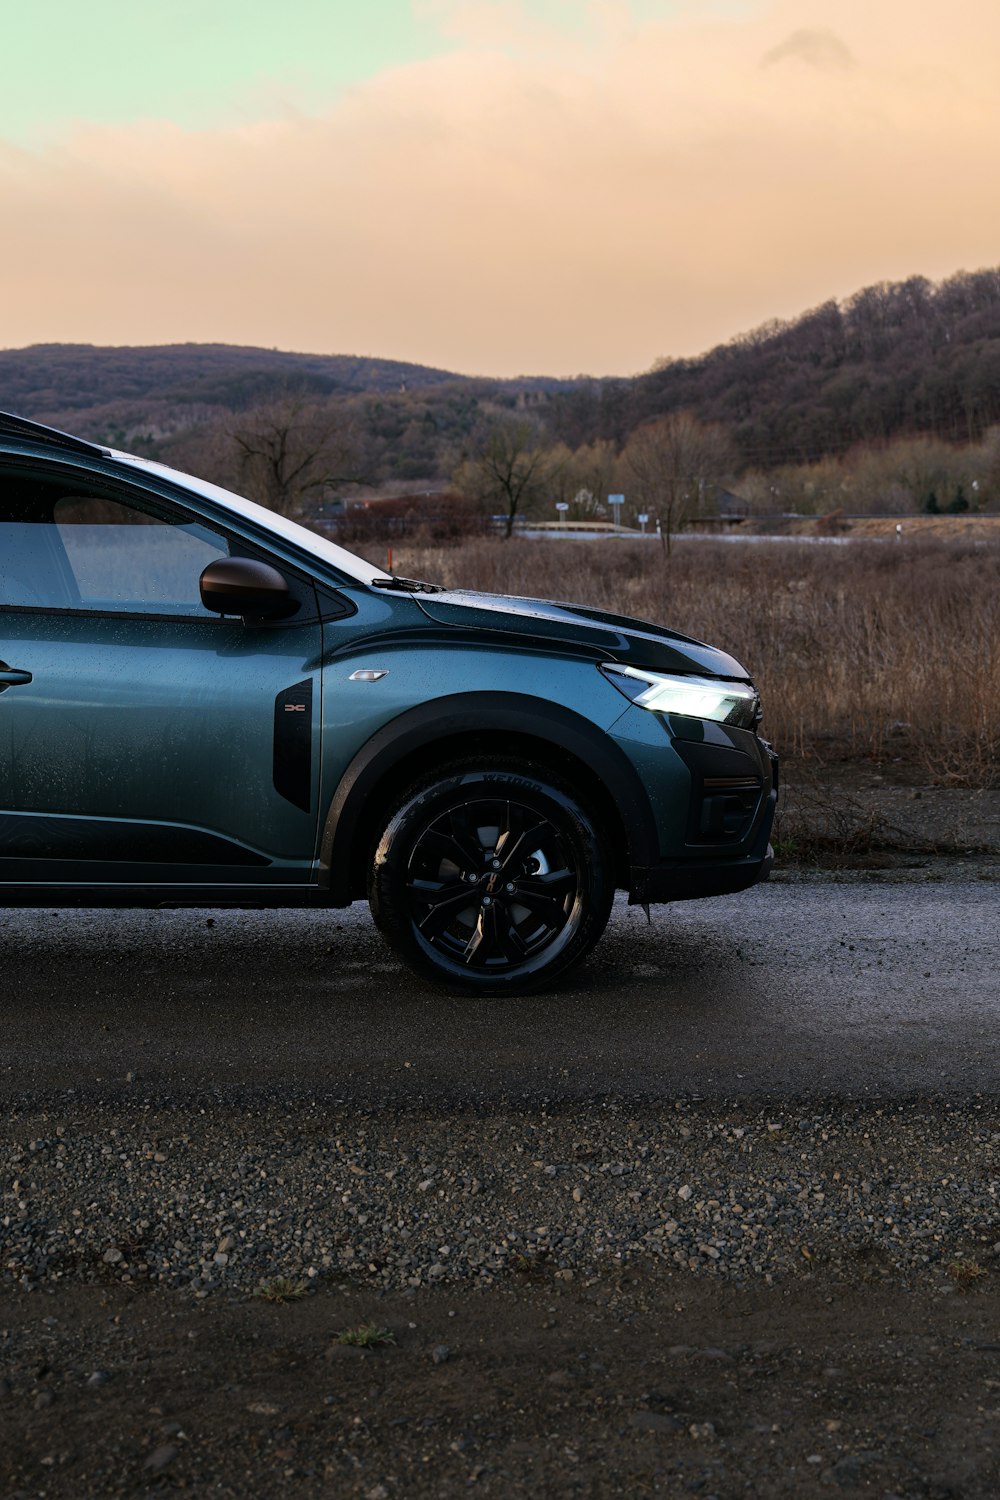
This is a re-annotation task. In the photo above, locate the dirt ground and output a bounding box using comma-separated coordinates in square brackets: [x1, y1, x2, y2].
[774, 760, 1000, 871]
[3, 1269, 1000, 1499]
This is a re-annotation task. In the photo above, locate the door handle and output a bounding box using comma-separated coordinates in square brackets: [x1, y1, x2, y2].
[0, 662, 32, 693]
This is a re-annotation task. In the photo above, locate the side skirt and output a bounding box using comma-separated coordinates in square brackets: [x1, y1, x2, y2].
[0, 885, 351, 910]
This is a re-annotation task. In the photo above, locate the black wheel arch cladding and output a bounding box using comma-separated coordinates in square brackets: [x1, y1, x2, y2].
[318, 692, 658, 903]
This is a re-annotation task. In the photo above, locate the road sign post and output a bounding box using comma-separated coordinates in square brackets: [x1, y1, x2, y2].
[608, 494, 625, 532]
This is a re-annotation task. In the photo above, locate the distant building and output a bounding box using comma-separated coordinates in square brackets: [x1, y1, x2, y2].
[714, 485, 751, 520]
[683, 485, 750, 530]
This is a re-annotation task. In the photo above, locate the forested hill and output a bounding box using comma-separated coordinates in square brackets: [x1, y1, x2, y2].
[0, 343, 473, 415]
[550, 268, 1000, 466]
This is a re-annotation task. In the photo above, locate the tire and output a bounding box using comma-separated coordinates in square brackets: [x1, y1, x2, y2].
[368, 762, 614, 995]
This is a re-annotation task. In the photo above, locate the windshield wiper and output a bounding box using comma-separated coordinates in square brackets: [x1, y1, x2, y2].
[370, 576, 445, 594]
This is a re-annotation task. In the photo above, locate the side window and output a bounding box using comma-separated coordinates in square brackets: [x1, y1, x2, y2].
[0, 470, 231, 617]
[54, 495, 229, 615]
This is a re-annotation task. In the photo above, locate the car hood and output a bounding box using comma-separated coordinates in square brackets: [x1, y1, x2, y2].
[414, 590, 750, 680]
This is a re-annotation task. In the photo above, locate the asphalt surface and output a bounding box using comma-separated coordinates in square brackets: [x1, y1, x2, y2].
[1, 875, 997, 1105]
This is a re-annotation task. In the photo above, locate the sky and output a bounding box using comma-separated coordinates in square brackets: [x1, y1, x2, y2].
[2, 0, 999, 376]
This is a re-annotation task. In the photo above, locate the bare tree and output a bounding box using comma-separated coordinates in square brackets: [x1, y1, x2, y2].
[229, 397, 365, 519]
[623, 412, 735, 555]
[456, 417, 557, 538]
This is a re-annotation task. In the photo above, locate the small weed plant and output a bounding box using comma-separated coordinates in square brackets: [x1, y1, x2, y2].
[257, 1276, 309, 1304]
[946, 1258, 987, 1289]
[335, 1323, 396, 1349]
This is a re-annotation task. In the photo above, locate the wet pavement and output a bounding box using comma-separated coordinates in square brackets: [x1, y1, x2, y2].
[2, 876, 998, 1104]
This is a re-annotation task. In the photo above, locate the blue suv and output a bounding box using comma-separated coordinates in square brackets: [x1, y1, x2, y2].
[0, 411, 776, 993]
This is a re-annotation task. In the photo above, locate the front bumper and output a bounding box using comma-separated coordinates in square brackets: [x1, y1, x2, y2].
[629, 738, 778, 905]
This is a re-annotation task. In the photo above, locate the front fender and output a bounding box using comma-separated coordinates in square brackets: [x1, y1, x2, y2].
[318, 691, 659, 903]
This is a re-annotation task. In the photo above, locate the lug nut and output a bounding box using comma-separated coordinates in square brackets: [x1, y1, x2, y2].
[505, 882, 515, 892]
[482, 895, 492, 906]
[466, 873, 477, 883]
[491, 858, 501, 869]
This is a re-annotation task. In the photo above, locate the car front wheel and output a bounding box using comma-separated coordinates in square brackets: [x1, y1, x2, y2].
[368, 764, 614, 994]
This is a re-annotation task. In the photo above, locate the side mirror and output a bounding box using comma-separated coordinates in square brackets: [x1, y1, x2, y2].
[200, 557, 293, 618]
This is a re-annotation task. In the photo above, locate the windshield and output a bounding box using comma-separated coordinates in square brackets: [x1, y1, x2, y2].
[109, 451, 387, 587]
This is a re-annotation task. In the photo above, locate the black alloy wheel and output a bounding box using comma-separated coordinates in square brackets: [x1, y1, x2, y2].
[368, 765, 614, 994]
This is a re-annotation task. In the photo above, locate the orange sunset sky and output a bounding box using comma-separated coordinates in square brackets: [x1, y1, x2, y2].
[3, 0, 999, 376]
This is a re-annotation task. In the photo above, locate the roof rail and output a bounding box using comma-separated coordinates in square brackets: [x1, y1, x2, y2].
[0, 410, 110, 458]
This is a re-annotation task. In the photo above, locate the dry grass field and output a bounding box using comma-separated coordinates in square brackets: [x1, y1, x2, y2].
[750, 513, 1000, 540]
[391, 536, 1000, 787]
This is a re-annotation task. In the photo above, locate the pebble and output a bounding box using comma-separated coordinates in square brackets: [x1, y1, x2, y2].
[431, 1344, 451, 1364]
[143, 1444, 178, 1473]
[630, 1411, 683, 1433]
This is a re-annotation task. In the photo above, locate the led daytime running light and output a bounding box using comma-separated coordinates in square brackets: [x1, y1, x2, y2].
[602, 664, 758, 725]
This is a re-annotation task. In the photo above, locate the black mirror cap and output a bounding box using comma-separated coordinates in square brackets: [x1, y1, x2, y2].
[200, 557, 293, 618]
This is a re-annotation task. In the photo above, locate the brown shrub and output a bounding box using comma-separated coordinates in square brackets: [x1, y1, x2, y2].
[392, 536, 1000, 782]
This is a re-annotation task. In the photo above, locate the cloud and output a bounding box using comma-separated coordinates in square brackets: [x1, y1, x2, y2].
[3, 0, 1000, 375]
[761, 27, 856, 71]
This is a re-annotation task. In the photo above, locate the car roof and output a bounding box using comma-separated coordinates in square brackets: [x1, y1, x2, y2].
[0, 409, 385, 588]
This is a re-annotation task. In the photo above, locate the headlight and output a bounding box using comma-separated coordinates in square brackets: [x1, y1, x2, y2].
[601, 663, 759, 727]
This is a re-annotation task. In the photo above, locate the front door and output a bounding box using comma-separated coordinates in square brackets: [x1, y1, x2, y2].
[0, 463, 322, 890]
